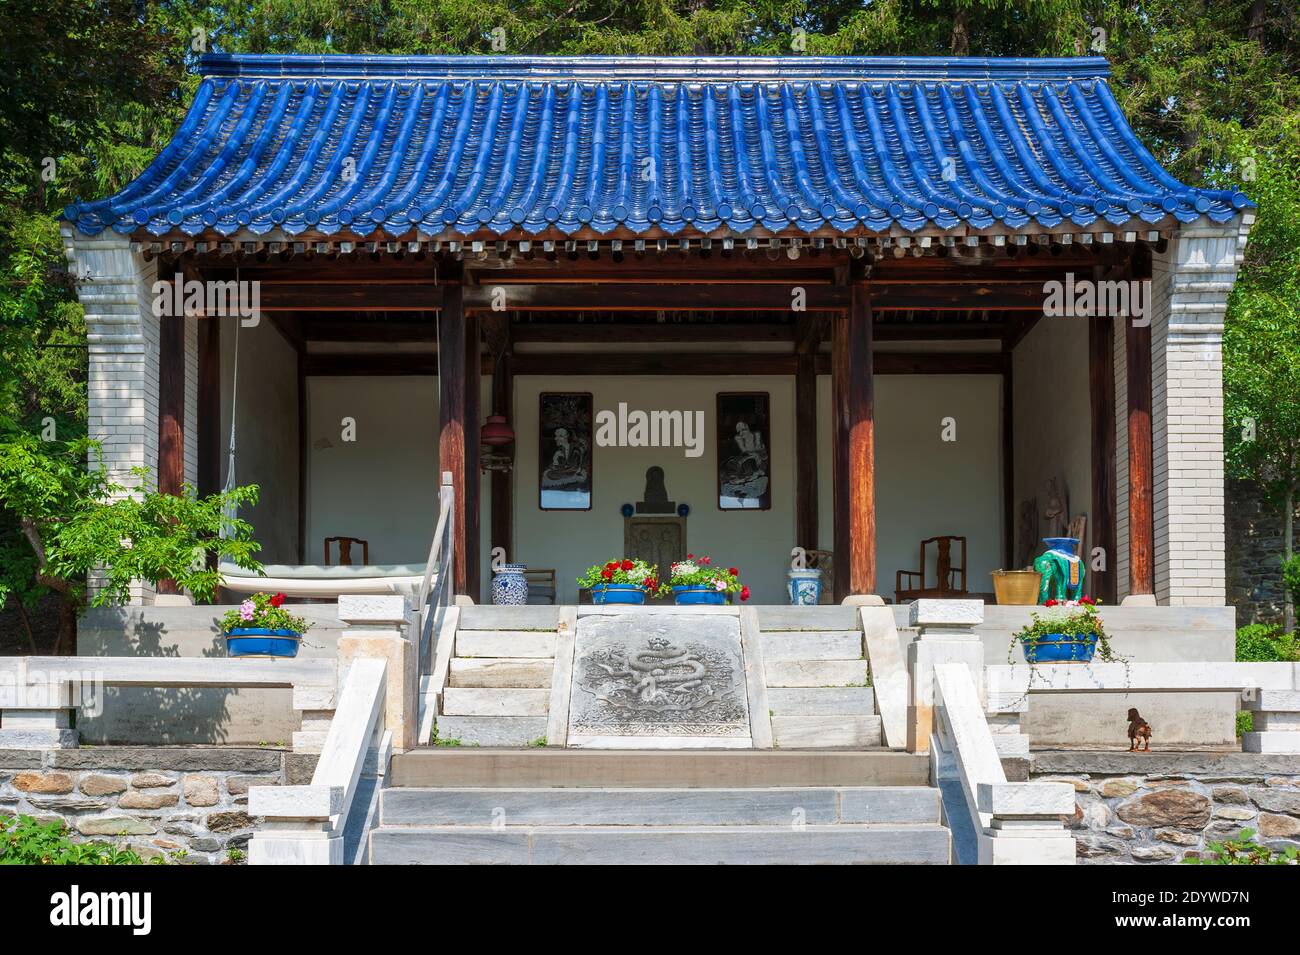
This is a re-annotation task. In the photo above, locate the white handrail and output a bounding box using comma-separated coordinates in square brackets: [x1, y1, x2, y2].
[932, 663, 1075, 865]
[307, 657, 388, 832]
[415, 473, 456, 673]
[248, 657, 388, 865]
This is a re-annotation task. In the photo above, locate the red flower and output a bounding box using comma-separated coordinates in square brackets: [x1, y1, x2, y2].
[1044, 599, 1058, 607]
[687, 553, 694, 559]
[606, 561, 618, 570]
[700, 556, 711, 565]
[645, 578, 658, 591]
[621, 559, 634, 571]
[728, 567, 739, 577]
[1080, 595, 1095, 605]
[739, 585, 751, 602]
[601, 568, 614, 580]
[270, 593, 286, 608]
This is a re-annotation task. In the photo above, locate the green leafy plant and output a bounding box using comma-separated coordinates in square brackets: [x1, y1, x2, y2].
[0, 814, 145, 865]
[219, 592, 309, 634]
[0, 430, 262, 649]
[1236, 622, 1299, 662]
[666, 555, 750, 602]
[1184, 828, 1299, 865]
[1009, 598, 1122, 663]
[1233, 623, 1298, 735]
[576, 557, 662, 595]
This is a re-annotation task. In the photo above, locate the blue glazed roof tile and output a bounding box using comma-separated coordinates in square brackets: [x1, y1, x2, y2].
[66, 55, 1249, 239]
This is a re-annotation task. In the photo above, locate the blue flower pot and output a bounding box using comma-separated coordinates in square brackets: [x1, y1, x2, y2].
[591, 584, 646, 605]
[491, 563, 529, 606]
[224, 628, 302, 658]
[673, 585, 727, 606]
[1021, 632, 1098, 664]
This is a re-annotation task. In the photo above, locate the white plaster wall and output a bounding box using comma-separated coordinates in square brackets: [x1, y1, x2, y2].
[513, 376, 797, 604]
[291, 372, 1003, 604]
[305, 376, 441, 565]
[1013, 317, 1093, 570]
[219, 321, 299, 563]
[819, 374, 1005, 600]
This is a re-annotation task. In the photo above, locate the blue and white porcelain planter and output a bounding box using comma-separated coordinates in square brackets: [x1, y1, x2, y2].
[491, 563, 529, 606]
[224, 628, 302, 658]
[591, 584, 646, 605]
[787, 569, 822, 605]
[673, 585, 727, 606]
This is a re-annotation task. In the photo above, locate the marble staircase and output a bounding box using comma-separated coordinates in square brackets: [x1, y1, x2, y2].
[370, 749, 950, 864]
[759, 623, 881, 748]
[434, 605, 561, 747]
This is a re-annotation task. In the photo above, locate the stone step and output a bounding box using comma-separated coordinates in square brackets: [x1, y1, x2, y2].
[441, 688, 551, 717]
[760, 630, 863, 661]
[771, 715, 882, 749]
[370, 823, 950, 865]
[459, 605, 560, 631]
[449, 658, 553, 688]
[764, 659, 869, 688]
[455, 631, 557, 658]
[434, 716, 549, 747]
[767, 687, 876, 716]
[382, 786, 939, 827]
[391, 749, 929, 788]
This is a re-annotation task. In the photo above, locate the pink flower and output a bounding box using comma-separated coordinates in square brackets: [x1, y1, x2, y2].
[714, 580, 726, 591]
[239, 600, 256, 622]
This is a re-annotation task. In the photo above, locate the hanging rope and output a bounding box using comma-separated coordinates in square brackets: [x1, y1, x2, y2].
[220, 269, 241, 538]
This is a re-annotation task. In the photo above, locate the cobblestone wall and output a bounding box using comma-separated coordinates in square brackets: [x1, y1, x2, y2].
[0, 747, 293, 864]
[1031, 752, 1300, 864]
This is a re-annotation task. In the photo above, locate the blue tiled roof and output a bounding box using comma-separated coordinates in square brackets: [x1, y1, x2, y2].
[65, 54, 1249, 239]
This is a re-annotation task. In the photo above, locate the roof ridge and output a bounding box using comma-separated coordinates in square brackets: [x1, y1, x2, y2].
[198, 53, 1112, 82]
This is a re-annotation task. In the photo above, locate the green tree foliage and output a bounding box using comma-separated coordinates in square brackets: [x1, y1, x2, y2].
[1, 1, 1297, 644]
[0, 431, 262, 648]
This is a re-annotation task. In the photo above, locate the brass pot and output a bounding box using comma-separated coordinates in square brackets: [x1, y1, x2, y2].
[991, 569, 1043, 605]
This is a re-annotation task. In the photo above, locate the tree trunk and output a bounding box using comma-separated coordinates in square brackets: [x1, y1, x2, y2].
[1286, 483, 1295, 634]
[54, 595, 77, 656]
[950, 10, 970, 56]
[1247, 0, 1267, 44]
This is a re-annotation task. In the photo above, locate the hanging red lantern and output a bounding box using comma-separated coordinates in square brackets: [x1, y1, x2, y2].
[481, 414, 515, 446]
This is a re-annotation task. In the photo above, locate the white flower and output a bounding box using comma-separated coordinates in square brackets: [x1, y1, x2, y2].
[673, 561, 698, 576]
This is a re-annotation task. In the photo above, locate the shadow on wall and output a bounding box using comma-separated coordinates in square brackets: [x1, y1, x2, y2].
[75, 602, 345, 745]
[77, 607, 237, 745]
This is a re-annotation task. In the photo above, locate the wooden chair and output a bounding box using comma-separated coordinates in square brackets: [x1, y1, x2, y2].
[807, 549, 835, 605]
[324, 536, 369, 567]
[523, 568, 557, 605]
[895, 536, 969, 603]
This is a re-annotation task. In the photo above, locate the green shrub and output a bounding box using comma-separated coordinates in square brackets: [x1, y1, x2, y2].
[1236, 710, 1254, 736]
[1184, 828, 1299, 865]
[0, 814, 145, 865]
[1235, 623, 1299, 662]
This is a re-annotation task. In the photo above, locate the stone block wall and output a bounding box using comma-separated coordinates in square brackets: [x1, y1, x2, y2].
[1031, 752, 1300, 864]
[0, 747, 292, 864]
[1225, 478, 1293, 627]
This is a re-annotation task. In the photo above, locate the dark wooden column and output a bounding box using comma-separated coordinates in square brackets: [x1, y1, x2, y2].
[197, 318, 221, 499]
[1127, 248, 1156, 595]
[832, 271, 876, 600]
[156, 299, 187, 593]
[439, 272, 480, 599]
[794, 316, 825, 554]
[485, 313, 513, 563]
[1090, 312, 1118, 605]
[1001, 356, 1015, 568]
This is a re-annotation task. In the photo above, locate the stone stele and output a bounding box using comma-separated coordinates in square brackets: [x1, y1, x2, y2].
[568, 612, 751, 745]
